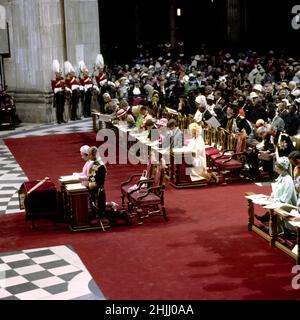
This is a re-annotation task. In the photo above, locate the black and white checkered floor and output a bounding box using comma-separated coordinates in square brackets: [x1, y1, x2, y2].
[0, 120, 105, 300]
[0, 119, 93, 215]
[0, 245, 105, 300]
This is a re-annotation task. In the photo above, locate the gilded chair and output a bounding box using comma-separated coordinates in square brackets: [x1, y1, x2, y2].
[127, 163, 167, 224]
[205, 128, 224, 167]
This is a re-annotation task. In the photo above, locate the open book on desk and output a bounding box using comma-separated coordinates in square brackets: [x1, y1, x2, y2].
[59, 174, 80, 184]
[245, 194, 272, 205]
[65, 183, 87, 192]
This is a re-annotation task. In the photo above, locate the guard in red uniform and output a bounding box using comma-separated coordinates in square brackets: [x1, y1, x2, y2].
[94, 53, 107, 113]
[51, 60, 66, 124]
[80, 66, 93, 118]
[65, 61, 80, 120]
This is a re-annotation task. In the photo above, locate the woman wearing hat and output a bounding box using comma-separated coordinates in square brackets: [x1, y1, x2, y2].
[72, 145, 93, 186]
[186, 123, 219, 183]
[156, 118, 168, 146]
[73, 145, 93, 186]
[255, 156, 297, 235]
[116, 101, 135, 129]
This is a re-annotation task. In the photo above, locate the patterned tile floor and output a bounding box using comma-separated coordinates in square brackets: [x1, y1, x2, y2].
[0, 244, 105, 300]
[0, 120, 106, 300]
[0, 118, 93, 214]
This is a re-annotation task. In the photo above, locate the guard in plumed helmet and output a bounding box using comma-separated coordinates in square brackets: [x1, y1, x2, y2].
[94, 53, 107, 113]
[51, 59, 66, 124]
[94, 54, 107, 86]
[79, 60, 93, 117]
[64, 61, 80, 120]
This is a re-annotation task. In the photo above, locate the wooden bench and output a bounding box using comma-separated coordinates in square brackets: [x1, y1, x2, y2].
[245, 191, 300, 264]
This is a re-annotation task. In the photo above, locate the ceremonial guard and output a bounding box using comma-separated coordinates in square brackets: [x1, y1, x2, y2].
[94, 53, 107, 113]
[51, 60, 66, 124]
[95, 53, 106, 86]
[79, 60, 93, 117]
[64, 61, 80, 120]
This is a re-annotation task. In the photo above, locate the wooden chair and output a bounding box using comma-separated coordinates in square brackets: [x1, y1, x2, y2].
[120, 162, 155, 208]
[210, 132, 247, 183]
[127, 163, 167, 224]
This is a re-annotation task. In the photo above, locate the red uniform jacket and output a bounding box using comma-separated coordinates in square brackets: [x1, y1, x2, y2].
[66, 76, 80, 90]
[51, 77, 65, 92]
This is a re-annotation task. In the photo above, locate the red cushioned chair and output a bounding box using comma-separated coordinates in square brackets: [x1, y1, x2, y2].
[120, 162, 154, 208]
[211, 132, 247, 183]
[205, 127, 227, 169]
[127, 163, 167, 224]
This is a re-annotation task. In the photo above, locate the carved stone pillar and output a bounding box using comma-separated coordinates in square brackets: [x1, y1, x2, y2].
[0, 0, 100, 123]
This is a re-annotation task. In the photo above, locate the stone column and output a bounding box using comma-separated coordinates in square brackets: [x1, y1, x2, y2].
[64, 0, 100, 73]
[169, 0, 176, 47]
[0, 0, 100, 123]
[226, 0, 242, 44]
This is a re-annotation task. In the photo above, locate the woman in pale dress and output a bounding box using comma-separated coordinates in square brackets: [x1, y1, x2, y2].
[255, 156, 297, 236]
[187, 123, 219, 183]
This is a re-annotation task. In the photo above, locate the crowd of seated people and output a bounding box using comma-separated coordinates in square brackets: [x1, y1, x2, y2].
[105, 47, 298, 163]
[71, 44, 300, 180]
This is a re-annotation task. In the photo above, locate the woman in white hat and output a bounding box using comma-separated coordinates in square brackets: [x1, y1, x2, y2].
[187, 123, 219, 183]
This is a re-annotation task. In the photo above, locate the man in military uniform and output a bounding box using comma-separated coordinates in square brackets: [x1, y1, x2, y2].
[51, 60, 66, 124]
[87, 146, 107, 221]
[80, 66, 93, 117]
[65, 62, 80, 120]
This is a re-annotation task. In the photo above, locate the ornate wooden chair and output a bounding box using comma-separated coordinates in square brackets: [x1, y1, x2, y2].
[120, 162, 155, 207]
[210, 132, 247, 183]
[127, 163, 167, 224]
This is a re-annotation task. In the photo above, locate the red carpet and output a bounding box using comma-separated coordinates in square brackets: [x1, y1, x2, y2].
[3, 133, 300, 300]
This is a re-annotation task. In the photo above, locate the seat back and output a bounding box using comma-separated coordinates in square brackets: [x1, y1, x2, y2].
[145, 162, 154, 179]
[216, 128, 226, 150]
[153, 163, 165, 188]
[235, 132, 247, 154]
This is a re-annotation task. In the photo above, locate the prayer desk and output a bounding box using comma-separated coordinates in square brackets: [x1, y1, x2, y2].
[169, 147, 208, 188]
[245, 192, 300, 264]
[64, 183, 109, 232]
[58, 175, 81, 220]
[19, 180, 59, 229]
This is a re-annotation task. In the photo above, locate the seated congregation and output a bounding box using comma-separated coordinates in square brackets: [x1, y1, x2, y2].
[29, 48, 300, 261]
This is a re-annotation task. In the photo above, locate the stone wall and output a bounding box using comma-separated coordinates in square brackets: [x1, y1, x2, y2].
[0, 0, 100, 123]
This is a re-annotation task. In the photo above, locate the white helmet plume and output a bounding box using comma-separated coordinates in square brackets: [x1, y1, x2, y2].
[78, 60, 86, 73]
[95, 54, 104, 68]
[64, 61, 75, 75]
[52, 59, 60, 73]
